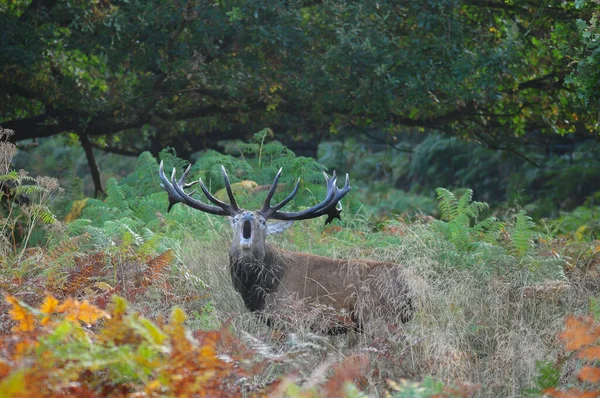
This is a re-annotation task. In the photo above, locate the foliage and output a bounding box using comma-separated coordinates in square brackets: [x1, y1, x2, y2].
[319, 134, 600, 221]
[2, 0, 599, 160]
[432, 188, 502, 251]
[524, 361, 561, 397]
[555, 198, 600, 242]
[0, 294, 375, 397]
[0, 128, 63, 262]
[425, 188, 568, 283]
[568, 4, 600, 108]
[409, 135, 518, 204]
[540, 315, 600, 397]
[318, 138, 437, 218]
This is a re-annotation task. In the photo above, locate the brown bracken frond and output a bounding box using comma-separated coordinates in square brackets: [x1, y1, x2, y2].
[546, 315, 600, 397]
[559, 315, 600, 352]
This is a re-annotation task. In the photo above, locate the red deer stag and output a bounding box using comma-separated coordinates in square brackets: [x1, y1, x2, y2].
[159, 162, 415, 332]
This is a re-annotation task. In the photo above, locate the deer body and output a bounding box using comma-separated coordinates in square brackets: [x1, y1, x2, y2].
[159, 163, 415, 331]
[231, 244, 414, 326]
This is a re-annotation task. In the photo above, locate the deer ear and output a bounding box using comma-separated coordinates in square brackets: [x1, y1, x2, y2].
[266, 220, 294, 235]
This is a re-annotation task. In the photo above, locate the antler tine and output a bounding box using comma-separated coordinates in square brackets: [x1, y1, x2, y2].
[261, 167, 283, 214]
[183, 180, 198, 189]
[221, 165, 241, 212]
[322, 170, 337, 183]
[269, 177, 300, 213]
[158, 160, 236, 216]
[197, 176, 233, 209]
[177, 164, 193, 187]
[159, 160, 184, 212]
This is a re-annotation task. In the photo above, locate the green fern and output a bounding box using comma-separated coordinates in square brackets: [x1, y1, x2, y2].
[0, 171, 20, 183]
[81, 199, 123, 225]
[105, 178, 126, 208]
[12, 184, 48, 196]
[510, 210, 536, 256]
[436, 188, 459, 221]
[433, 188, 502, 252]
[27, 204, 57, 224]
[66, 218, 94, 235]
[474, 216, 505, 244]
[457, 189, 474, 218]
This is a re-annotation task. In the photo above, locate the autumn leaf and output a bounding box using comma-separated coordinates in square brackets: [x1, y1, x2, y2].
[40, 295, 59, 326]
[40, 295, 59, 315]
[170, 306, 187, 325]
[578, 366, 600, 383]
[578, 346, 600, 361]
[14, 340, 37, 359]
[6, 295, 35, 332]
[0, 360, 10, 379]
[559, 316, 600, 351]
[57, 298, 110, 325]
[543, 387, 600, 398]
[198, 341, 218, 361]
[78, 300, 110, 324]
[323, 355, 369, 396]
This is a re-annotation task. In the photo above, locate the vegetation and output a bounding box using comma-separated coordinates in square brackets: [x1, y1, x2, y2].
[0, 128, 599, 396]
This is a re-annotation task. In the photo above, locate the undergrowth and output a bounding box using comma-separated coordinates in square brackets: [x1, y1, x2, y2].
[1, 129, 599, 396]
[0, 294, 371, 396]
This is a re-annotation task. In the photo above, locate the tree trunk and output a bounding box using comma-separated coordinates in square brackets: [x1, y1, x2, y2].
[79, 133, 105, 197]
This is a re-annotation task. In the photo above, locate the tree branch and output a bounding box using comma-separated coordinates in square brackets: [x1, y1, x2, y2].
[79, 133, 105, 197]
[463, 1, 578, 20]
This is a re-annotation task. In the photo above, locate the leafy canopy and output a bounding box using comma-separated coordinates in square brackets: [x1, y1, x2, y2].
[1, 0, 598, 158]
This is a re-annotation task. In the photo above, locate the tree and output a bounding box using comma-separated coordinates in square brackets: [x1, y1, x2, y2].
[1, 0, 598, 191]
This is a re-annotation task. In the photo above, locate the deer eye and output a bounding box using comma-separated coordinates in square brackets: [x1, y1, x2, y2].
[259, 220, 266, 226]
[232, 217, 238, 223]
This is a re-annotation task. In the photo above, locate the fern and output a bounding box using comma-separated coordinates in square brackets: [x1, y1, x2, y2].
[436, 188, 459, 221]
[0, 171, 20, 183]
[12, 184, 48, 196]
[510, 210, 536, 256]
[27, 204, 57, 224]
[457, 188, 474, 218]
[66, 218, 94, 235]
[66, 219, 110, 247]
[81, 199, 123, 225]
[137, 229, 161, 255]
[434, 188, 499, 251]
[474, 216, 505, 244]
[105, 178, 126, 208]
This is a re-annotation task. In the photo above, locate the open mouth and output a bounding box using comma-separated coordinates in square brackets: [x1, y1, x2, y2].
[243, 220, 252, 240]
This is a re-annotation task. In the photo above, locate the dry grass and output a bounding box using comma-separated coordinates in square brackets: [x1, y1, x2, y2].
[178, 215, 595, 397]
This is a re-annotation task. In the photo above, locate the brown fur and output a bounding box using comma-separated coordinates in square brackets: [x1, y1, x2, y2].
[271, 249, 414, 328]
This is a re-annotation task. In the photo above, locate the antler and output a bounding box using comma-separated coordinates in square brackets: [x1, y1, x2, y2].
[159, 161, 240, 216]
[261, 169, 351, 221]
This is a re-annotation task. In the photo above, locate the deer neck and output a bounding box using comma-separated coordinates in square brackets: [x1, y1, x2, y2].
[229, 243, 287, 312]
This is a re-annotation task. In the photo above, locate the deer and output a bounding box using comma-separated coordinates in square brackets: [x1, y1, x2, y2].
[159, 162, 415, 332]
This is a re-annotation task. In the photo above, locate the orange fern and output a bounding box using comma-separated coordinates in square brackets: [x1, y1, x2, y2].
[545, 315, 600, 397]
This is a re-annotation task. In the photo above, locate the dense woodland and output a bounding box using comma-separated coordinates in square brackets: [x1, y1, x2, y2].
[1, 0, 600, 397]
